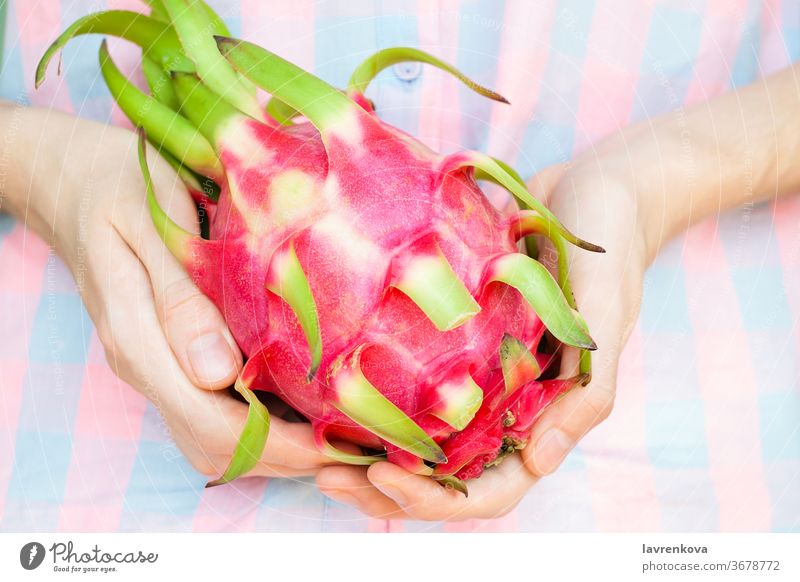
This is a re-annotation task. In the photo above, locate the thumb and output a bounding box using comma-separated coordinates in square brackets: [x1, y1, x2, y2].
[154, 272, 242, 390]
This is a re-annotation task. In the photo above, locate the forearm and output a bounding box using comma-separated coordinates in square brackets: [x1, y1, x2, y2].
[0, 103, 60, 237]
[575, 63, 800, 263]
[0, 104, 133, 252]
[0, 102, 30, 218]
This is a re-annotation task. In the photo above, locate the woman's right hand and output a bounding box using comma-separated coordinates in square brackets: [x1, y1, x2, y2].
[1, 104, 334, 479]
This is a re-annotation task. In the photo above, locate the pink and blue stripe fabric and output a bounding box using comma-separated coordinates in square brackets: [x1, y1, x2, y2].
[1, 0, 798, 532]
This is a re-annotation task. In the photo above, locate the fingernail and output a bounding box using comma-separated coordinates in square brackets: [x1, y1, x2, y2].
[374, 483, 408, 507]
[187, 332, 237, 385]
[533, 428, 575, 475]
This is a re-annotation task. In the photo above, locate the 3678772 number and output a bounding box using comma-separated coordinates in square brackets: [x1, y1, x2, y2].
[730, 560, 780, 571]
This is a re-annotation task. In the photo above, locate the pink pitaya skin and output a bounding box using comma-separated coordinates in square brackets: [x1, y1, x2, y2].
[35, 5, 599, 489]
[186, 112, 572, 479]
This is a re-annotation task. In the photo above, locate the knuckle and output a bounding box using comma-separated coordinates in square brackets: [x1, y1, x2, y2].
[159, 278, 220, 336]
[161, 277, 206, 316]
[586, 386, 615, 423]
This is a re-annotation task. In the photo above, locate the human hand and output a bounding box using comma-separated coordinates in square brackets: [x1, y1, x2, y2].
[313, 158, 649, 520]
[2, 106, 334, 479]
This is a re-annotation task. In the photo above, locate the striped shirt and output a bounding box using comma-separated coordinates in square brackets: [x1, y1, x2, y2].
[0, 0, 798, 532]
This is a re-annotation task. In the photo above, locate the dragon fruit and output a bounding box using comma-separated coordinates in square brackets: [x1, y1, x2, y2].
[38, 0, 603, 493]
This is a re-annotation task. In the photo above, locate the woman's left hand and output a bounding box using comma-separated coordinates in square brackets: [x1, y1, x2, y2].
[314, 160, 649, 520]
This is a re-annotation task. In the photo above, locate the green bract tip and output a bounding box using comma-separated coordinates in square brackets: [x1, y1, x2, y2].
[332, 351, 447, 465]
[393, 248, 481, 332]
[488, 253, 597, 351]
[35, 10, 191, 89]
[452, 151, 605, 254]
[433, 475, 469, 497]
[265, 243, 323, 381]
[348, 46, 509, 104]
[206, 373, 271, 487]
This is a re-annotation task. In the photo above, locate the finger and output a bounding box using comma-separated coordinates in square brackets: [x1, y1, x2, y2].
[93, 233, 241, 478]
[170, 417, 324, 478]
[91, 229, 326, 480]
[316, 465, 407, 519]
[112, 141, 242, 390]
[168, 384, 338, 474]
[365, 457, 537, 521]
[257, 416, 337, 471]
[155, 383, 334, 477]
[152, 272, 242, 390]
[522, 261, 630, 477]
[116, 327, 329, 476]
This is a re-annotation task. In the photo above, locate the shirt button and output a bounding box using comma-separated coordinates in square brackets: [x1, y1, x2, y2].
[392, 61, 422, 82]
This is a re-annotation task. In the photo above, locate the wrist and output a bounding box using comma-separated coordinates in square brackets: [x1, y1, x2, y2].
[0, 107, 105, 255]
[625, 122, 699, 265]
[0, 102, 28, 219]
[573, 65, 800, 265]
[564, 139, 659, 268]
[0, 104, 55, 236]
[569, 117, 717, 266]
